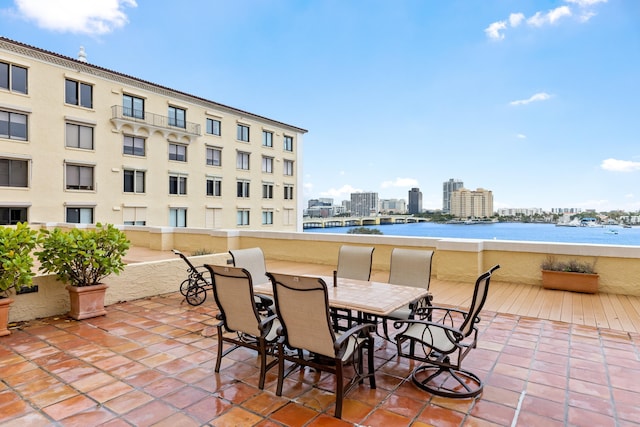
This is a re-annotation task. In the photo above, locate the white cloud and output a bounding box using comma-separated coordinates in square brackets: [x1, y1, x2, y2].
[600, 158, 640, 172]
[13, 0, 137, 35]
[509, 13, 525, 27]
[566, 0, 607, 6]
[509, 92, 552, 106]
[527, 6, 571, 27]
[516, 133, 527, 139]
[484, 21, 506, 40]
[320, 184, 362, 201]
[380, 177, 419, 189]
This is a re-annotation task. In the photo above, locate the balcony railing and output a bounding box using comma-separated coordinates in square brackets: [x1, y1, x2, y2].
[111, 105, 201, 136]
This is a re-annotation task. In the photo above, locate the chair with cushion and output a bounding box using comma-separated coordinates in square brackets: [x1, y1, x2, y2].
[394, 265, 500, 398]
[381, 248, 434, 339]
[229, 247, 273, 312]
[266, 272, 376, 419]
[204, 264, 279, 389]
[333, 245, 375, 329]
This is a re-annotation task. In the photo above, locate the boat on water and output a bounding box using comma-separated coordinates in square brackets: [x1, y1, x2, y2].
[580, 218, 603, 228]
[606, 229, 619, 235]
[556, 218, 581, 227]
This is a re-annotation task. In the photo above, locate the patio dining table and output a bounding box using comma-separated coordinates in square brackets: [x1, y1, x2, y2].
[254, 275, 430, 317]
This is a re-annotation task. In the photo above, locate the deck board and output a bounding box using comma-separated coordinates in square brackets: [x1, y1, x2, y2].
[264, 260, 640, 333]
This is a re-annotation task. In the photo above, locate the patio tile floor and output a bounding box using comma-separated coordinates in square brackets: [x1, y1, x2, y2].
[1, 291, 639, 426]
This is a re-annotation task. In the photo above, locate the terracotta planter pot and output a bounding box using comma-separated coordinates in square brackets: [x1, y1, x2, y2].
[541, 270, 599, 294]
[66, 284, 108, 320]
[0, 298, 13, 336]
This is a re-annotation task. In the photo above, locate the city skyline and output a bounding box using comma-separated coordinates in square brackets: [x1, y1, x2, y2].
[2, 1, 639, 211]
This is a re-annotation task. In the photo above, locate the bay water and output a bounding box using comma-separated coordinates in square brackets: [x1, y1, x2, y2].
[304, 222, 640, 246]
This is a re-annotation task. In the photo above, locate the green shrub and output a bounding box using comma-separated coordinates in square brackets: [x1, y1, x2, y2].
[0, 223, 40, 297]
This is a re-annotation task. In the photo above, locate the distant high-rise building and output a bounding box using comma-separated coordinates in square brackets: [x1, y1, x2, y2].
[350, 192, 378, 216]
[450, 188, 494, 218]
[380, 198, 407, 214]
[308, 198, 333, 208]
[443, 179, 464, 213]
[408, 188, 422, 214]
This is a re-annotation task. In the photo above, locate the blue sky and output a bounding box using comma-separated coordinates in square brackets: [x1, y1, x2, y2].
[1, 0, 639, 212]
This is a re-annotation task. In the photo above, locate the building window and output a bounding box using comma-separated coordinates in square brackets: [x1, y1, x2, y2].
[123, 206, 146, 225]
[237, 180, 250, 198]
[65, 79, 93, 108]
[206, 147, 221, 166]
[65, 123, 94, 149]
[236, 151, 250, 170]
[123, 94, 144, 119]
[237, 210, 250, 226]
[283, 159, 294, 176]
[123, 135, 145, 156]
[66, 207, 93, 224]
[169, 175, 187, 195]
[65, 164, 94, 190]
[0, 207, 27, 225]
[262, 130, 273, 147]
[206, 118, 221, 136]
[0, 62, 28, 94]
[169, 143, 187, 161]
[284, 184, 294, 200]
[262, 183, 273, 199]
[168, 106, 186, 128]
[206, 177, 222, 196]
[0, 110, 28, 141]
[169, 208, 187, 227]
[0, 158, 28, 187]
[124, 169, 145, 193]
[262, 211, 274, 225]
[262, 156, 273, 173]
[284, 135, 293, 152]
[237, 124, 250, 142]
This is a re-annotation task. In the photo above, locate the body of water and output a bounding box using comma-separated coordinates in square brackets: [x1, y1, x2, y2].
[304, 222, 640, 246]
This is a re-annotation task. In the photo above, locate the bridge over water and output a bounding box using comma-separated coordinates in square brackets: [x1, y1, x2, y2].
[302, 215, 428, 229]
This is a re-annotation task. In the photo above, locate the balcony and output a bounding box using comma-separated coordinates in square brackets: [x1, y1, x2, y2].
[110, 105, 201, 143]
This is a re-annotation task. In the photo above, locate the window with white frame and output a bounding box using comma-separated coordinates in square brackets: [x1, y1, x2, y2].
[65, 164, 94, 190]
[65, 79, 92, 108]
[0, 206, 28, 225]
[65, 123, 93, 150]
[284, 184, 294, 200]
[283, 159, 294, 176]
[283, 208, 294, 225]
[206, 147, 221, 166]
[123, 206, 146, 225]
[168, 106, 186, 128]
[237, 210, 250, 226]
[206, 118, 221, 136]
[236, 151, 250, 170]
[0, 110, 28, 141]
[206, 177, 222, 196]
[237, 124, 249, 142]
[169, 174, 187, 195]
[237, 180, 250, 198]
[1, 61, 28, 94]
[262, 130, 273, 147]
[66, 207, 93, 224]
[284, 135, 293, 152]
[123, 169, 145, 193]
[262, 156, 273, 173]
[0, 158, 28, 187]
[169, 208, 187, 227]
[262, 183, 273, 199]
[262, 210, 274, 225]
[123, 135, 145, 156]
[123, 94, 144, 118]
[169, 143, 187, 161]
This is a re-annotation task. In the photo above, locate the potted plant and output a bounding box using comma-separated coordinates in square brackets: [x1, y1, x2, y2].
[0, 223, 40, 336]
[36, 223, 130, 320]
[540, 256, 598, 293]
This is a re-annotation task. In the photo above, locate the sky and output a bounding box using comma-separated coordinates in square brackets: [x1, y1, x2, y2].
[1, 0, 639, 212]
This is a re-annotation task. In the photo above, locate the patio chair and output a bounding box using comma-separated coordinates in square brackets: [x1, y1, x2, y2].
[266, 272, 376, 419]
[333, 245, 375, 329]
[394, 264, 500, 398]
[204, 264, 279, 389]
[229, 247, 273, 312]
[381, 248, 434, 339]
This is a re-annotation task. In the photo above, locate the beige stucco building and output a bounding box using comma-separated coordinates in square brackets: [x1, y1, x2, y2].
[450, 187, 494, 218]
[0, 37, 307, 230]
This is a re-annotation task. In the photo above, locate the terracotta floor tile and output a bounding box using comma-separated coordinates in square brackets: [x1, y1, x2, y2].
[71, 372, 116, 392]
[363, 407, 411, 426]
[3, 412, 52, 427]
[567, 406, 617, 427]
[162, 385, 208, 409]
[295, 387, 336, 412]
[568, 391, 615, 416]
[380, 393, 425, 419]
[470, 399, 517, 426]
[103, 390, 154, 414]
[87, 381, 134, 403]
[42, 394, 97, 420]
[209, 405, 264, 426]
[0, 398, 31, 423]
[271, 401, 320, 425]
[58, 407, 116, 427]
[29, 385, 79, 408]
[122, 399, 176, 427]
[148, 412, 201, 427]
[184, 395, 232, 424]
[143, 377, 186, 397]
[216, 381, 261, 404]
[416, 403, 466, 427]
[241, 391, 289, 416]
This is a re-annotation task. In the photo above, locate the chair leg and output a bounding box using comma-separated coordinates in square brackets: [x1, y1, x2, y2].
[258, 339, 267, 389]
[367, 335, 376, 389]
[334, 361, 344, 419]
[215, 325, 224, 373]
[276, 342, 286, 396]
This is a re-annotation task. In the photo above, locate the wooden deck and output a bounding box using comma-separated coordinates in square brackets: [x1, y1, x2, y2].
[266, 260, 640, 334]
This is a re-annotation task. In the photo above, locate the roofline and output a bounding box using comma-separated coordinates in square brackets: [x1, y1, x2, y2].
[0, 36, 308, 134]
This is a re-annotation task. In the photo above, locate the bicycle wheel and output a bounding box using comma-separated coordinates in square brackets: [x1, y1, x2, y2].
[186, 285, 207, 306]
[179, 278, 192, 296]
